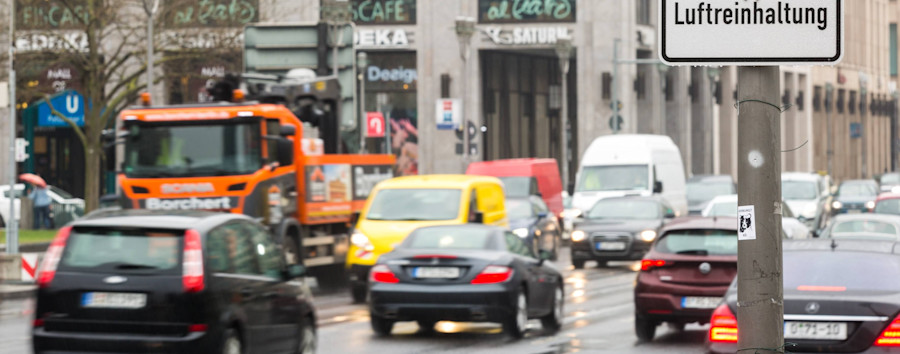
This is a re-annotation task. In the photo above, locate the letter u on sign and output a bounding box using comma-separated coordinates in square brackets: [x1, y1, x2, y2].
[65, 93, 79, 113]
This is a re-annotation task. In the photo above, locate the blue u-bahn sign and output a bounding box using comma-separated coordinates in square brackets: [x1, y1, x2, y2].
[36, 90, 85, 127]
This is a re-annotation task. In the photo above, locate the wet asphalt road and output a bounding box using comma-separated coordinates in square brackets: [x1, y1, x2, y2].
[0, 247, 709, 354]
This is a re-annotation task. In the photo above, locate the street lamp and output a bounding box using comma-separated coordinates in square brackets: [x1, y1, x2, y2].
[357, 51, 368, 153]
[555, 34, 573, 194]
[706, 67, 720, 174]
[142, 0, 160, 102]
[657, 63, 670, 136]
[860, 72, 869, 178]
[455, 16, 476, 165]
[826, 83, 834, 178]
[6, 0, 17, 254]
[321, 0, 353, 77]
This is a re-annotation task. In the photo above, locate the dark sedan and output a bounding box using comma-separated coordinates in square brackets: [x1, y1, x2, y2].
[832, 179, 879, 215]
[708, 239, 900, 353]
[633, 217, 737, 342]
[368, 224, 564, 338]
[570, 196, 676, 268]
[506, 196, 562, 260]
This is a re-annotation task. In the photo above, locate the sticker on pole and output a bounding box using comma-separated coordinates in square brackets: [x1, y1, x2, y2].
[738, 205, 756, 241]
[659, 0, 843, 65]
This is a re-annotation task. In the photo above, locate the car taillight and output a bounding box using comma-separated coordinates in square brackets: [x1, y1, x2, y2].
[36, 226, 72, 288]
[471, 265, 513, 284]
[640, 259, 666, 271]
[188, 324, 208, 333]
[369, 264, 400, 283]
[182, 229, 204, 293]
[32, 318, 44, 328]
[709, 304, 738, 343]
[875, 315, 900, 346]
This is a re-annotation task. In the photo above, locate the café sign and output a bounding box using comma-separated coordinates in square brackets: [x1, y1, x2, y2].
[352, 0, 416, 25]
[478, 0, 575, 23]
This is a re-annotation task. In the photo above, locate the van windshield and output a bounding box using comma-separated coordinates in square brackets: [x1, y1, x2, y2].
[577, 165, 649, 192]
[58, 228, 183, 274]
[366, 189, 462, 221]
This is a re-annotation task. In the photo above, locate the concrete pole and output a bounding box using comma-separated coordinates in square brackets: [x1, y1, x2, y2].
[736, 66, 784, 353]
[560, 61, 569, 193]
[612, 39, 620, 133]
[7, 0, 18, 255]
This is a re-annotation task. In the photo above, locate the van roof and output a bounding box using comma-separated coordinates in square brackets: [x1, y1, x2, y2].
[581, 134, 679, 165]
[73, 209, 248, 233]
[466, 158, 558, 177]
[376, 174, 502, 189]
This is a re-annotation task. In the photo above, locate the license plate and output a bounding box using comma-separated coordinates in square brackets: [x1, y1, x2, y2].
[81, 292, 147, 309]
[413, 267, 460, 279]
[848, 209, 862, 214]
[784, 321, 847, 340]
[596, 241, 626, 251]
[681, 296, 722, 309]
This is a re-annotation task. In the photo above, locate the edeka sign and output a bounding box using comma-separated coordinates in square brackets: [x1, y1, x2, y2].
[36, 90, 85, 127]
[659, 0, 843, 65]
[355, 28, 410, 48]
[352, 0, 416, 25]
[478, 0, 575, 23]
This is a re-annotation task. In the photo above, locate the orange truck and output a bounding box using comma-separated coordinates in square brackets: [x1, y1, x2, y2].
[113, 74, 395, 272]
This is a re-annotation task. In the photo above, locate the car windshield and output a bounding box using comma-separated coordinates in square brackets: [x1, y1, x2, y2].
[875, 199, 900, 215]
[784, 251, 900, 292]
[124, 119, 263, 178]
[706, 201, 737, 217]
[655, 229, 738, 255]
[686, 181, 734, 203]
[506, 199, 534, 220]
[577, 165, 649, 192]
[366, 188, 461, 221]
[830, 220, 899, 239]
[882, 174, 900, 184]
[586, 199, 660, 220]
[498, 177, 535, 198]
[782, 180, 819, 200]
[838, 182, 877, 197]
[403, 227, 494, 250]
[58, 228, 182, 274]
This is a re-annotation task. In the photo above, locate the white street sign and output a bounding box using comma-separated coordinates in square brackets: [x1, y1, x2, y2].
[659, 0, 843, 65]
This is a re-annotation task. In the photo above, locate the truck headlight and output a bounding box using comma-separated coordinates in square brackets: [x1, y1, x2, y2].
[513, 228, 529, 238]
[571, 230, 586, 242]
[638, 230, 657, 242]
[351, 231, 374, 251]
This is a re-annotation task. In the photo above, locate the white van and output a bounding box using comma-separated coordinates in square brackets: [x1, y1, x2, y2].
[571, 134, 688, 216]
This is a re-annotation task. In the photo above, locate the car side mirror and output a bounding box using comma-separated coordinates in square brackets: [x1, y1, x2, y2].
[277, 138, 295, 167]
[537, 211, 549, 219]
[471, 211, 484, 224]
[285, 264, 306, 279]
[280, 124, 296, 137]
[653, 181, 663, 193]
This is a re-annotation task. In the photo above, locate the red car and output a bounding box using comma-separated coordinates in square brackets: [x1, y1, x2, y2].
[633, 217, 738, 342]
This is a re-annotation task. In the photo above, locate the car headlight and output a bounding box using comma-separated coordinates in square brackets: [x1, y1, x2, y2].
[866, 201, 876, 209]
[351, 231, 374, 251]
[832, 201, 843, 209]
[513, 228, 529, 238]
[571, 230, 586, 242]
[638, 230, 657, 242]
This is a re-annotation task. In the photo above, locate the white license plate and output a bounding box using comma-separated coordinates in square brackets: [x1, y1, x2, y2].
[784, 321, 848, 340]
[848, 209, 862, 214]
[413, 267, 460, 279]
[681, 296, 722, 309]
[81, 292, 147, 309]
[596, 241, 627, 251]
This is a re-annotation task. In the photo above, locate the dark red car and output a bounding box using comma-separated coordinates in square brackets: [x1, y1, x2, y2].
[633, 217, 738, 342]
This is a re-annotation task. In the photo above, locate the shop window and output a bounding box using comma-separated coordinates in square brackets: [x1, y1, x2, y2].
[795, 90, 805, 111]
[848, 91, 856, 115]
[602, 72, 612, 100]
[836, 89, 845, 114]
[637, 0, 652, 25]
[813, 86, 822, 112]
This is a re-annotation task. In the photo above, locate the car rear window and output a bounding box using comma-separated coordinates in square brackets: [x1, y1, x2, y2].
[875, 199, 900, 215]
[785, 251, 900, 292]
[59, 227, 183, 274]
[403, 228, 494, 250]
[654, 229, 737, 255]
[832, 220, 898, 236]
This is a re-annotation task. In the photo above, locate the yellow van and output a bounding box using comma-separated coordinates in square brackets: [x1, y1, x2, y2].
[346, 174, 508, 302]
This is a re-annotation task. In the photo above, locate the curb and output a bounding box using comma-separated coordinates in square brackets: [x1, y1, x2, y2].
[0, 285, 36, 301]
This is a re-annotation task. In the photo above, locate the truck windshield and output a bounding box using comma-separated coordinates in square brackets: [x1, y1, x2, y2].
[576, 165, 649, 192]
[124, 120, 262, 178]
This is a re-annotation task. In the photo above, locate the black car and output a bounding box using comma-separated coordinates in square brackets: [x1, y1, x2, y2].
[832, 179, 879, 215]
[686, 175, 736, 215]
[368, 224, 564, 338]
[708, 239, 900, 354]
[569, 196, 676, 269]
[506, 195, 562, 260]
[32, 210, 316, 354]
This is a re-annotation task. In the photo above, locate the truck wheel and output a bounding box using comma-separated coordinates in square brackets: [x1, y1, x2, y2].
[351, 283, 367, 303]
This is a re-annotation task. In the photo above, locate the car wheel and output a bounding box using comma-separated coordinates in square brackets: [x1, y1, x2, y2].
[370, 315, 395, 336]
[571, 258, 586, 269]
[221, 328, 242, 354]
[416, 319, 437, 333]
[595, 260, 608, 268]
[296, 317, 317, 354]
[351, 284, 367, 304]
[503, 287, 528, 339]
[0, 214, 5, 228]
[540, 286, 564, 333]
[634, 316, 657, 342]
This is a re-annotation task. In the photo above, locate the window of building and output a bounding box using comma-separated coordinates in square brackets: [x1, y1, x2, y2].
[849, 91, 857, 115]
[637, 0, 652, 25]
[892, 24, 898, 77]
